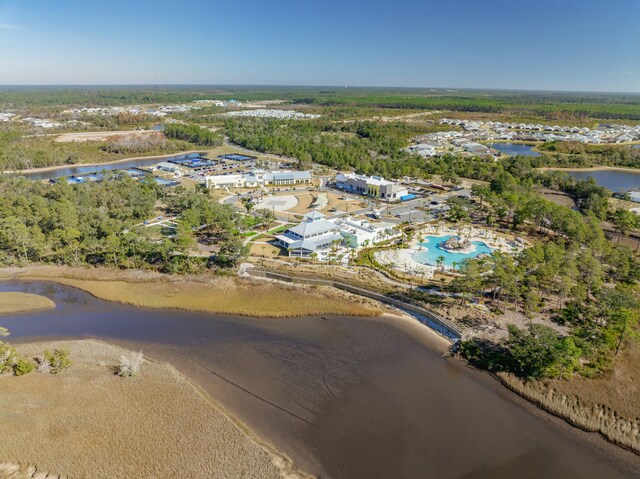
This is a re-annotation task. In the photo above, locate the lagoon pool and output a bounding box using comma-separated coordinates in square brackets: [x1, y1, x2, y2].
[413, 234, 494, 267]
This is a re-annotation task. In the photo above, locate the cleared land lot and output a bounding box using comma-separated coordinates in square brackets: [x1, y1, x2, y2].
[55, 130, 157, 142]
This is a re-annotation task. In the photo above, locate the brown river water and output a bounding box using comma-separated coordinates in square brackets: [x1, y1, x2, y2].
[1, 281, 638, 479]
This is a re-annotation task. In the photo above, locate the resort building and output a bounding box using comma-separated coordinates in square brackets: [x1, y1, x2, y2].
[155, 162, 181, 174]
[275, 212, 400, 257]
[264, 171, 312, 186]
[334, 172, 410, 201]
[205, 174, 246, 189]
[218, 154, 258, 162]
[334, 217, 400, 248]
[275, 211, 343, 257]
[205, 170, 313, 189]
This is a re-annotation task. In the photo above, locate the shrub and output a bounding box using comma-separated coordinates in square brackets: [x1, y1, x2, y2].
[37, 357, 51, 374]
[43, 349, 71, 374]
[116, 351, 144, 377]
[102, 132, 168, 154]
[13, 358, 35, 376]
[0, 344, 17, 374]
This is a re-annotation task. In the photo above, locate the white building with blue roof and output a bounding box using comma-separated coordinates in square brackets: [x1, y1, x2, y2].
[275, 211, 343, 257]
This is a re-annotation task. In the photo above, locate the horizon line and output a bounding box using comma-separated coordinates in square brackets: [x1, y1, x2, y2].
[0, 83, 639, 95]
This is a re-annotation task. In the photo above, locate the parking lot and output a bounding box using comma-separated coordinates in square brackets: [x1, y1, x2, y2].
[379, 187, 472, 224]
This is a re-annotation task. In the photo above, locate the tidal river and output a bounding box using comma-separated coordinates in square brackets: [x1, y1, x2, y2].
[1, 281, 638, 479]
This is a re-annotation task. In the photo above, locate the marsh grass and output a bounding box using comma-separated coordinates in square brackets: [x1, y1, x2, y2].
[0, 340, 307, 478]
[0, 292, 55, 315]
[0, 265, 379, 317]
[498, 373, 640, 453]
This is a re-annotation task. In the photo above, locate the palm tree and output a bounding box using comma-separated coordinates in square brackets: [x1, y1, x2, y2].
[436, 255, 446, 272]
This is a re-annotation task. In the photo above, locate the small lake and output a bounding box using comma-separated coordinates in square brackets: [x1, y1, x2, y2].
[489, 143, 541, 157]
[15, 152, 202, 181]
[0, 280, 637, 479]
[565, 169, 640, 193]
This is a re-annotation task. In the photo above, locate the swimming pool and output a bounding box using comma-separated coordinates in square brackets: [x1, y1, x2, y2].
[413, 234, 494, 267]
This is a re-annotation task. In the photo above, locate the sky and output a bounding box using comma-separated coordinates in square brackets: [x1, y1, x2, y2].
[0, 0, 639, 92]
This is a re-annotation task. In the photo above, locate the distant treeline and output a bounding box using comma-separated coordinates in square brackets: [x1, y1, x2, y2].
[294, 93, 640, 120]
[2, 86, 640, 120]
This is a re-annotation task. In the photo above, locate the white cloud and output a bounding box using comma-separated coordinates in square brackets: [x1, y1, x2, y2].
[0, 23, 18, 30]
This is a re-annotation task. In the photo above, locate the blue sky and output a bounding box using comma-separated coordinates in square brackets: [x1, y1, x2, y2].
[0, 0, 639, 91]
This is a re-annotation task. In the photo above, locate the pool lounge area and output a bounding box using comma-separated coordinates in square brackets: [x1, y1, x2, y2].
[374, 225, 526, 278]
[413, 234, 494, 267]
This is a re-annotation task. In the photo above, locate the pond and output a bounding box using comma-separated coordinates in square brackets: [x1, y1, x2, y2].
[566, 169, 640, 193]
[413, 234, 494, 267]
[0, 280, 636, 479]
[488, 143, 541, 157]
[15, 153, 202, 181]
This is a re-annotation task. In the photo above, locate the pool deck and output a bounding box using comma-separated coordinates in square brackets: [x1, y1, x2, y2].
[375, 226, 525, 277]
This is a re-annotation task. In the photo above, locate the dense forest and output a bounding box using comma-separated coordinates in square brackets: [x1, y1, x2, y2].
[0, 176, 249, 273]
[225, 118, 437, 176]
[163, 124, 223, 147]
[448, 175, 640, 379]
[2, 86, 639, 119]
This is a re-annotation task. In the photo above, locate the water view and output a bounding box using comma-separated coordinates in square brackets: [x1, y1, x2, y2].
[1, 280, 635, 479]
[566, 169, 640, 193]
[414, 234, 494, 267]
[18, 153, 202, 181]
[488, 143, 541, 157]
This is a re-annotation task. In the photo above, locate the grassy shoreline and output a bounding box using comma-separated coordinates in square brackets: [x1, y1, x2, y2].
[0, 266, 381, 318]
[0, 292, 55, 314]
[539, 165, 640, 173]
[496, 373, 640, 454]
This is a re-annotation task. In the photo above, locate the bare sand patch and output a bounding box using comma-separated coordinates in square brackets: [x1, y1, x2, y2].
[283, 191, 362, 216]
[0, 292, 55, 315]
[255, 195, 299, 213]
[55, 130, 156, 143]
[0, 266, 380, 318]
[0, 340, 305, 478]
